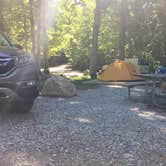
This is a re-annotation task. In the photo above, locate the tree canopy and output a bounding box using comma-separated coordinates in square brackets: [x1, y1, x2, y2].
[0, 0, 165, 73]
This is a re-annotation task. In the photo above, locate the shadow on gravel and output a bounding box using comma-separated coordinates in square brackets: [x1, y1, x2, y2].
[0, 104, 37, 126]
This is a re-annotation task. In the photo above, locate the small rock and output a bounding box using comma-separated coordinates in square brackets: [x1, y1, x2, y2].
[47, 159, 56, 166]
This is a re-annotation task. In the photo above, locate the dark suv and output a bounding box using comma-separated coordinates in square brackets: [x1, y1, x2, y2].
[0, 32, 38, 112]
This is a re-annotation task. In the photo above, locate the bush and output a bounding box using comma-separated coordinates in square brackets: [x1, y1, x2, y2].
[48, 55, 68, 67]
[137, 51, 160, 73]
[71, 50, 115, 71]
[97, 51, 114, 70]
[71, 54, 90, 71]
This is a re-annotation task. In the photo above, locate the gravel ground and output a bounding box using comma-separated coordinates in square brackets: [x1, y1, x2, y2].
[0, 85, 166, 166]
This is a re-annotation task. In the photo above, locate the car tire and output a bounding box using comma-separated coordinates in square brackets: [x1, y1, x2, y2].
[11, 98, 35, 113]
[12, 86, 38, 113]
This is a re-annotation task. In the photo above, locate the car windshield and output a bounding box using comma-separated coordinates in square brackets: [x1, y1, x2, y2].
[0, 33, 11, 47]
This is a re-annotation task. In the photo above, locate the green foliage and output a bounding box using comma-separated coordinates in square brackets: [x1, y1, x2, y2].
[49, 0, 94, 70]
[127, 0, 166, 66]
[0, 0, 165, 72]
[69, 75, 91, 82]
[138, 51, 160, 73]
[0, 0, 33, 51]
[69, 75, 99, 90]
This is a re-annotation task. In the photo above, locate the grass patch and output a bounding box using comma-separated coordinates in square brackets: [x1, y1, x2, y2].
[69, 75, 100, 90]
[69, 75, 91, 82]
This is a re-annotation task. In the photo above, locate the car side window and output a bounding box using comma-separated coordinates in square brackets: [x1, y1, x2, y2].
[0, 33, 10, 47]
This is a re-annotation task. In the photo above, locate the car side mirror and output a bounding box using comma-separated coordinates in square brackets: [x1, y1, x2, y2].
[13, 44, 23, 50]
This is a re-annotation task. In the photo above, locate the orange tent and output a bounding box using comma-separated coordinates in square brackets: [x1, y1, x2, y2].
[98, 60, 142, 81]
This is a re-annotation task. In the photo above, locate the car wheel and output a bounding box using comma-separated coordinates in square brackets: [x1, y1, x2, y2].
[11, 99, 34, 113]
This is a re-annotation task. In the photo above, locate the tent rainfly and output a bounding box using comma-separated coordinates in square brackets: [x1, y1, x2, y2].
[98, 60, 142, 81]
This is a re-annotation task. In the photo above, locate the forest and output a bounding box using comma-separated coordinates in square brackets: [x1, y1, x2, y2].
[0, 0, 166, 75]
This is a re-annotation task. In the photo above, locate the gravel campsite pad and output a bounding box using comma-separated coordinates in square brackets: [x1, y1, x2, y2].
[0, 85, 166, 166]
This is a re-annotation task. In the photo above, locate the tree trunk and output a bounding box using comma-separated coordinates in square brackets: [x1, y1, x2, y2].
[0, 0, 4, 32]
[23, 15, 28, 52]
[119, 0, 128, 60]
[29, 0, 36, 56]
[90, 0, 101, 78]
[43, 26, 49, 74]
[41, 0, 49, 74]
[36, 0, 42, 74]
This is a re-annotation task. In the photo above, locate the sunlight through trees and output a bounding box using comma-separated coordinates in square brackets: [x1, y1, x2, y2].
[0, 0, 165, 74]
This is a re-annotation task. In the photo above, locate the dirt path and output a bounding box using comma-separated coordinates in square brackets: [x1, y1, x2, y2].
[48, 64, 84, 78]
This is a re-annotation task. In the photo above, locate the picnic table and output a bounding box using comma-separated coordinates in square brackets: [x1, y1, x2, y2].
[135, 74, 166, 107]
[101, 81, 148, 99]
